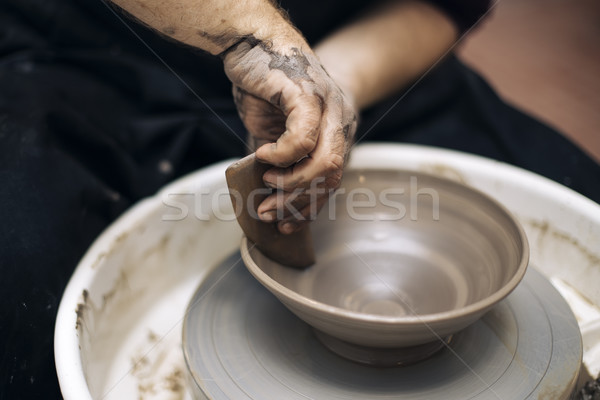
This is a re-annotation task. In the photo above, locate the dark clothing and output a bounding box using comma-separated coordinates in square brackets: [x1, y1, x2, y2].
[427, 0, 492, 33]
[1, 0, 598, 399]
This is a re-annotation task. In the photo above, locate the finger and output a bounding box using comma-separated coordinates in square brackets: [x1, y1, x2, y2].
[277, 196, 330, 234]
[263, 101, 350, 191]
[257, 187, 330, 222]
[260, 158, 310, 191]
[233, 87, 286, 140]
[247, 135, 272, 152]
[261, 156, 342, 192]
[255, 93, 323, 167]
[257, 189, 312, 221]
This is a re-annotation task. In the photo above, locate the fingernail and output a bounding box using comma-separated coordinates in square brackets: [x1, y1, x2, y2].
[263, 171, 278, 186]
[280, 221, 298, 234]
[260, 210, 276, 221]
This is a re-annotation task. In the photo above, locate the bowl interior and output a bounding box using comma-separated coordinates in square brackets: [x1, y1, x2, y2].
[247, 169, 528, 320]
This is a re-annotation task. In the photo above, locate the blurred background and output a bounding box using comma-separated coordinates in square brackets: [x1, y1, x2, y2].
[459, 0, 600, 162]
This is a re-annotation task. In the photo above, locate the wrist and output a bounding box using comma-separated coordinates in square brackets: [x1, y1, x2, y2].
[219, 23, 309, 60]
[314, 49, 361, 110]
[203, 3, 307, 56]
[327, 70, 359, 112]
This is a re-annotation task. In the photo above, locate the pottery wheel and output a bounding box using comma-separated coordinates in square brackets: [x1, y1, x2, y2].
[183, 253, 582, 400]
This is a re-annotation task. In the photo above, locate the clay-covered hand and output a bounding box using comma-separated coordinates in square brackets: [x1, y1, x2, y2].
[223, 37, 357, 234]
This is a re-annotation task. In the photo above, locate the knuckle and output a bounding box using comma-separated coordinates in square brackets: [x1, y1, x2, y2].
[320, 154, 344, 188]
[294, 132, 318, 154]
[322, 153, 344, 173]
[301, 109, 322, 129]
[342, 102, 355, 114]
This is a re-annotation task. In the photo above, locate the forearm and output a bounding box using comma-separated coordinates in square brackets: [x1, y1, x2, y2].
[315, 0, 458, 110]
[110, 0, 359, 234]
[110, 0, 305, 55]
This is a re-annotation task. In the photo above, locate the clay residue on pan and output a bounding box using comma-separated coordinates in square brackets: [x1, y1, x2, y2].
[72, 214, 195, 397]
[75, 289, 90, 330]
[553, 278, 600, 321]
[164, 369, 184, 394]
[528, 219, 600, 266]
[76, 269, 134, 333]
[77, 278, 131, 332]
[90, 231, 131, 270]
[90, 252, 107, 270]
[147, 330, 159, 343]
[130, 329, 186, 399]
[419, 163, 467, 184]
[75, 230, 165, 340]
[114, 230, 129, 244]
[140, 234, 171, 261]
[525, 217, 600, 326]
[75, 235, 170, 331]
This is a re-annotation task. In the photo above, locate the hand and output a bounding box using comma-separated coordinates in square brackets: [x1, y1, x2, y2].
[223, 36, 357, 234]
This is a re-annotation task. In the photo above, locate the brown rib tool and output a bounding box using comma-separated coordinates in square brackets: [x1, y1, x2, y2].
[225, 153, 315, 268]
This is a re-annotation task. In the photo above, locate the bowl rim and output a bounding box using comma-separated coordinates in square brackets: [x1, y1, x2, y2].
[241, 168, 530, 326]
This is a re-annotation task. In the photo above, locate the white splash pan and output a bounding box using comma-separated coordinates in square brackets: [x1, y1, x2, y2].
[55, 143, 600, 399]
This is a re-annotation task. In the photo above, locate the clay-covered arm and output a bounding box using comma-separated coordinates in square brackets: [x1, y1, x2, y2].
[109, 0, 479, 235]
[110, 0, 302, 56]
[111, 0, 357, 234]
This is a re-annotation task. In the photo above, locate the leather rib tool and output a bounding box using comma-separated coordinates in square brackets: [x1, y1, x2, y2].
[225, 153, 315, 268]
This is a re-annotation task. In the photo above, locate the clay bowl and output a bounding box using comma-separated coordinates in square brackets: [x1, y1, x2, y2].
[241, 169, 529, 366]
